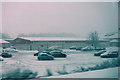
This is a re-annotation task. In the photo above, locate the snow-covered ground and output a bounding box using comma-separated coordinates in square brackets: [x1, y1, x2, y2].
[48, 67, 118, 78]
[0, 49, 118, 78]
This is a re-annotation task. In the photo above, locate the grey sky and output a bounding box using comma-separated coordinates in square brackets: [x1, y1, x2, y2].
[2, 2, 118, 38]
[0, 2, 2, 33]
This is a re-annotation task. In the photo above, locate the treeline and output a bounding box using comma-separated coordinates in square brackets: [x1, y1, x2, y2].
[0, 33, 11, 39]
[17, 33, 78, 37]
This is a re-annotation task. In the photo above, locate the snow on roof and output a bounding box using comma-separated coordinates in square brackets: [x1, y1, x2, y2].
[108, 33, 118, 38]
[104, 33, 118, 39]
[110, 39, 119, 42]
[19, 37, 87, 41]
[0, 39, 9, 43]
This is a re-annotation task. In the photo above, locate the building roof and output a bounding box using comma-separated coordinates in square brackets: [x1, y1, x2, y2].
[18, 37, 108, 42]
[104, 32, 118, 39]
[110, 39, 119, 42]
[19, 37, 87, 41]
[0, 39, 9, 43]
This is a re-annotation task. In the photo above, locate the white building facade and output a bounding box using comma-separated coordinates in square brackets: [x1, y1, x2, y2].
[10, 37, 109, 50]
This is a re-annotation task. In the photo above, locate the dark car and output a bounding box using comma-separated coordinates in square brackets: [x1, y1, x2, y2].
[94, 48, 106, 51]
[100, 51, 118, 58]
[81, 46, 94, 51]
[37, 53, 54, 60]
[42, 51, 51, 55]
[94, 50, 107, 56]
[34, 51, 40, 56]
[50, 51, 67, 58]
[76, 47, 82, 50]
[1, 52, 12, 58]
[69, 46, 76, 50]
[34, 51, 51, 56]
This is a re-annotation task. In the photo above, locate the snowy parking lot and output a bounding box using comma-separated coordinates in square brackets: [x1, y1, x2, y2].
[1, 49, 118, 78]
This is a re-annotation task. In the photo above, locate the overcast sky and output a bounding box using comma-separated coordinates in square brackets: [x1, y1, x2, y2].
[1, 2, 118, 38]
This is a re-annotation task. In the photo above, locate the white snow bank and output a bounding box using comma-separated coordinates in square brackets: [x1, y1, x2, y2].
[18, 50, 38, 53]
[47, 67, 118, 78]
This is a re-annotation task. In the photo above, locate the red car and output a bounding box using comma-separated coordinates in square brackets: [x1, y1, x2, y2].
[34, 52, 39, 56]
[50, 51, 67, 58]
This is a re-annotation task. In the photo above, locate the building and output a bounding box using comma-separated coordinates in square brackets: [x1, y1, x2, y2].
[103, 32, 119, 47]
[10, 37, 109, 50]
[0, 39, 10, 48]
[110, 39, 119, 47]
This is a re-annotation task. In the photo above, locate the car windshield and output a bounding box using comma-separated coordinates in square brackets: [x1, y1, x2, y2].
[109, 51, 118, 54]
[51, 52, 61, 54]
[41, 54, 47, 56]
[99, 50, 106, 53]
[103, 51, 110, 55]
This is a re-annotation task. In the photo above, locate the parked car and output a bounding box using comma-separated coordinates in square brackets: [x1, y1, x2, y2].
[48, 46, 63, 52]
[3, 48, 18, 53]
[81, 46, 94, 51]
[69, 46, 76, 50]
[1, 52, 12, 58]
[0, 56, 4, 61]
[50, 51, 67, 58]
[37, 53, 54, 60]
[34, 51, 41, 56]
[94, 50, 107, 56]
[34, 51, 51, 56]
[94, 48, 106, 51]
[42, 51, 51, 55]
[76, 47, 82, 50]
[100, 51, 118, 58]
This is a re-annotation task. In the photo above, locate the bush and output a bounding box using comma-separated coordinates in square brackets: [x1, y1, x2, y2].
[45, 69, 53, 76]
[72, 59, 119, 73]
[93, 59, 119, 70]
[72, 66, 90, 73]
[56, 65, 69, 75]
[2, 68, 38, 79]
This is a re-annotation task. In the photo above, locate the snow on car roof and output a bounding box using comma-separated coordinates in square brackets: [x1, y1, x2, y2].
[0, 39, 9, 43]
[39, 53, 48, 55]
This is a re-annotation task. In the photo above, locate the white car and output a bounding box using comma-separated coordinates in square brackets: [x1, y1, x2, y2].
[37, 53, 54, 60]
[100, 51, 118, 58]
[0, 56, 4, 61]
[81, 46, 94, 51]
[3, 48, 18, 53]
[100, 51, 110, 56]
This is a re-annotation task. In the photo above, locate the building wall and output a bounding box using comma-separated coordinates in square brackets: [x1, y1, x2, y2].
[11, 44, 31, 50]
[110, 42, 119, 47]
[98, 41, 109, 48]
[31, 41, 88, 50]
[11, 40, 109, 50]
[0, 43, 11, 49]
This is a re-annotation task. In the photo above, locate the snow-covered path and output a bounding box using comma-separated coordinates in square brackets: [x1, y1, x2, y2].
[48, 67, 119, 78]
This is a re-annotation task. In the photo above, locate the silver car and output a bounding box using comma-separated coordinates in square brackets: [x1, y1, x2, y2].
[37, 53, 54, 60]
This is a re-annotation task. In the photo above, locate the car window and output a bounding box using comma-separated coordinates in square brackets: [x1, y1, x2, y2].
[102, 51, 106, 53]
[103, 51, 110, 55]
[54, 52, 61, 54]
